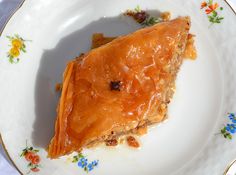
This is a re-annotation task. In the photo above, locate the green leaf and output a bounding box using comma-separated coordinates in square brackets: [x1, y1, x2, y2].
[228, 134, 232, 140]
[20, 151, 26, 157]
[78, 153, 84, 158]
[22, 44, 26, 48]
[221, 130, 233, 140]
[220, 7, 223, 10]
[142, 16, 161, 26]
[72, 156, 79, 163]
[15, 34, 20, 38]
[208, 0, 213, 5]
[134, 5, 141, 12]
[209, 17, 214, 22]
[6, 36, 13, 40]
[225, 133, 230, 138]
[27, 163, 32, 167]
[208, 15, 213, 20]
[21, 48, 26, 53]
[9, 57, 14, 64]
[221, 129, 226, 134]
[212, 11, 217, 17]
[84, 166, 88, 173]
[35, 164, 39, 168]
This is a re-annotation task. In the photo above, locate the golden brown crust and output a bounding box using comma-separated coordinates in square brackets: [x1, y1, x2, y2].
[183, 34, 197, 59]
[48, 17, 191, 158]
[91, 33, 116, 49]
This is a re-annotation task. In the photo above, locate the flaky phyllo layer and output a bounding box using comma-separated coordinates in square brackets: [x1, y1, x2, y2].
[48, 17, 194, 158]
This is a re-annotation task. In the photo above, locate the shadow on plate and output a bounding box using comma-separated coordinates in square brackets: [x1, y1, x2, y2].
[32, 10, 161, 148]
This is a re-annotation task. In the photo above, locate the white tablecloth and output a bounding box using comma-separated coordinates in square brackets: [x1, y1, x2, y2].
[0, 0, 236, 174]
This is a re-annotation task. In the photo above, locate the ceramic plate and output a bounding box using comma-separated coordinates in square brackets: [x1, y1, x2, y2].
[0, 0, 236, 174]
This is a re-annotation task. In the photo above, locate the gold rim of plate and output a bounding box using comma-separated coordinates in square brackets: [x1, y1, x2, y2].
[0, 0, 235, 174]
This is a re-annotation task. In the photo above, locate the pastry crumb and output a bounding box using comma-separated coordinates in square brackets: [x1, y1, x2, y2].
[136, 126, 147, 136]
[55, 83, 62, 92]
[161, 12, 171, 21]
[105, 138, 118, 146]
[127, 136, 140, 148]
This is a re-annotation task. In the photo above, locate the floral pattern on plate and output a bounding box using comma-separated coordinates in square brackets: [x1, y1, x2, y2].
[70, 152, 99, 173]
[6, 34, 30, 63]
[123, 6, 163, 26]
[20, 142, 41, 173]
[200, 0, 224, 24]
[221, 113, 236, 140]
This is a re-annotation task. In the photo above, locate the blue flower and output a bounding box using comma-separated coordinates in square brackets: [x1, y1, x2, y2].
[77, 158, 88, 168]
[228, 113, 235, 119]
[87, 163, 94, 171]
[92, 160, 99, 166]
[226, 124, 236, 134]
[87, 160, 99, 172]
[228, 113, 236, 123]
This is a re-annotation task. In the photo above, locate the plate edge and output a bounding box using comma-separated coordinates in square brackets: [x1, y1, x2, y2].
[0, 0, 25, 36]
[224, 0, 236, 15]
[0, 134, 23, 175]
[0, 0, 235, 174]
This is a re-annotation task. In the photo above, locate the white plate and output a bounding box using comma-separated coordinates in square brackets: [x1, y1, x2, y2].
[0, 0, 236, 174]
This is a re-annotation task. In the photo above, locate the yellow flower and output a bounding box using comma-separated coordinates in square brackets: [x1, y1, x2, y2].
[9, 47, 20, 58]
[12, 38, 23, 49]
